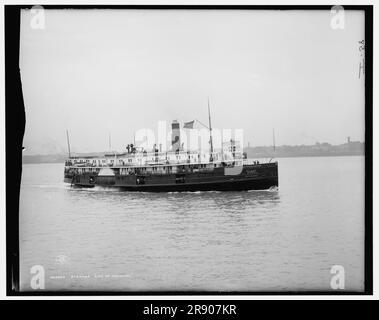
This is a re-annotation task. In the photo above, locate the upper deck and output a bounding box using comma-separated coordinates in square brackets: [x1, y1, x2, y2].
[64, 149, 246, 169]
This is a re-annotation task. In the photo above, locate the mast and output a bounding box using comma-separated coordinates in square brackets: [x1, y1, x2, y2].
[109, 132, 112, 150]
[273, 128, 276, 153]
[66, 130, 71, 158]
[208, 98, 214, 161]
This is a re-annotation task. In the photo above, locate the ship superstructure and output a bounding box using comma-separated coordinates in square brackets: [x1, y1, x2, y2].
[64, 120, 278, 191]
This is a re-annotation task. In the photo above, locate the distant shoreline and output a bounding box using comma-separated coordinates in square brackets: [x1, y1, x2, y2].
[22, 141, 364, 164]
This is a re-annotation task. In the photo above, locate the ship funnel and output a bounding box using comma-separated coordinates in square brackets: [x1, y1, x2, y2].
[171, 120, 181, 152]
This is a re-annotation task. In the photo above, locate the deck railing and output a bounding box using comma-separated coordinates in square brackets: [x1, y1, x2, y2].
[65, 151, 245, 168]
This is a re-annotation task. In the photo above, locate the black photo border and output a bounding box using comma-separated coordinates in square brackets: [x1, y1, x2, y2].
[5, 4, 373, 296]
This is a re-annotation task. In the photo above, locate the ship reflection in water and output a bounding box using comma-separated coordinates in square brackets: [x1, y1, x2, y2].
[19, 157, 364, 292]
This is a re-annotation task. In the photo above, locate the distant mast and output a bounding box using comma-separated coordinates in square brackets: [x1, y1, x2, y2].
[208, 98, 214, 161]
[272, 128, 276, 153]
[66, 130, 71, 158]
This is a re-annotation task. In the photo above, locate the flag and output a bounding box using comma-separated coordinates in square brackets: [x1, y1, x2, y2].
[183, 120, 195, 129]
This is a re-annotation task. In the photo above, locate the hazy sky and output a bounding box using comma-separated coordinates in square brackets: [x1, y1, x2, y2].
[20, 9, 365, 155]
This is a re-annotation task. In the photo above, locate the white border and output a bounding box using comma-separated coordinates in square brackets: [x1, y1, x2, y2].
[0, 0, 376, 300]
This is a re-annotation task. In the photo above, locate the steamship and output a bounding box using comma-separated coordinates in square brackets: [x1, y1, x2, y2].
[64, 118, 278, 192]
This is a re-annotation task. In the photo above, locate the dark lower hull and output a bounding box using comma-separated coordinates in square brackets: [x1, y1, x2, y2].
[64, 163, 278, 192]
[118, 177, 277, 192]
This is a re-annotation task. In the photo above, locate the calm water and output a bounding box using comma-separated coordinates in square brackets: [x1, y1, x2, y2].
[19, 156, 365, 292]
